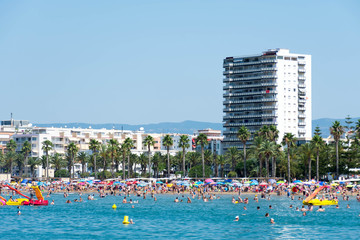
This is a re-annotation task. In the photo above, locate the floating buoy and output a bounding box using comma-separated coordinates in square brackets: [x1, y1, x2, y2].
[112, 204, 117, 209]
[123, 215, 130, 224]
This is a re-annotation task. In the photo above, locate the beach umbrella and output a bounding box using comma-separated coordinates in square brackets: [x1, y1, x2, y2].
[346, 184, 354, 188]
[205, 178, 214, 183]
[277, 180, 285, 184]
[196, 181, 204, 185]
[331, 183, 339, 186]
[259, 182, 268, 186]
[156, 181, 163, 184]
[244, 181, 252, 184]
[293, 180, 302, 184]
[167, 184, 173, 187]
[268, 179, 276, 184]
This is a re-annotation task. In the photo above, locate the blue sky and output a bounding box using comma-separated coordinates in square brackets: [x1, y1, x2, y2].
[0, 0, 359, 124]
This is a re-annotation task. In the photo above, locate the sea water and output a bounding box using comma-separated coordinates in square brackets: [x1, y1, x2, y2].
[1, 193, 359, 239]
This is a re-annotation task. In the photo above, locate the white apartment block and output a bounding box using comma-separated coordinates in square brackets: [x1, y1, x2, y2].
[223, 48, 312, 149]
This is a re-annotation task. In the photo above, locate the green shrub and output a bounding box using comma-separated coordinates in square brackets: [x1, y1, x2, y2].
[55, 169, 70, 177]
[188, 165, 212, 178]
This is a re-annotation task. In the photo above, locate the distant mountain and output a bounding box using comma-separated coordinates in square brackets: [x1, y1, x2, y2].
[34, 118, 359, 137]
[34, 120, 223, 135]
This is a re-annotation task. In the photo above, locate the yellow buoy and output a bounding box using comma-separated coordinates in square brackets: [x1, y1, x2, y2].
[123, 216, 130, 224]
[112, 204, 117, 209]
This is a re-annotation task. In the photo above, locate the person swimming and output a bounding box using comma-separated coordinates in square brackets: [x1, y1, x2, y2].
[234, 216, 239, 221]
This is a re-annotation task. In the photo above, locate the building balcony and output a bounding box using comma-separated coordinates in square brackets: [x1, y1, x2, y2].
[298, 129, 306, 133]
[299, 99, 306, 103]
[223, 76, 263, 82]
[231, 61, 262, 66]
[224, 113, 276, 120]
[298, 76, 306, 80]
[298, 114, 306, 118]
[261, 75, 277, 79]
[260, 59, 277, 63]
[224, 121, 276, 127]
[223, 98, 277, 104]
[298, 122, 306, 126]
[298, 68, 306, 73]
[223, 90, 277, 97]
[261, 67, 277, 71]
[298, 84, 306, 88]
[298, 61, 306, 65]
[223, 82, 277, 90]
[298, 107, 305, 111]
[223, 105, 278, 112]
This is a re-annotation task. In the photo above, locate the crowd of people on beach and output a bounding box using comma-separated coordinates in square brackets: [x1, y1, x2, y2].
[1, 179, 359, 223]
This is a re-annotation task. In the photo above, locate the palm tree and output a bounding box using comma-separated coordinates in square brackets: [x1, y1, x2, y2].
[178, 135, 190, 178]
[119, 142, 128, 179]
[42, 140, 53, 181]
[139, 153, 148, 175]
[218, 155, 226, 177]
[28, 157, 40, 177]
[77, 152, 88, 175]
[4, 151, 17, 176]
[311, 134, 324, 181]
[195, 133, 208, 178]
[269, 125, 279, 177]
[51, 153, 65, 172]
[67, 142, 79, 179]
[259, 140, 277, 178]
[162, 135, 173, 177]
[152, 152, 162, 178]
[251, 136, 264, 177]
[89, 139, 100, 179]
[108, 139, 119, 177]
[124, 138, 134, 178]
[15, 153, 25, 177]
[237, 126, 250, 177]
[330, 121, 344, 179]
[143, 135, 155, 178]
[282, 133, 297, 183]
[204, 150, 213, 166]
[6, 139, 17, 152]
[226, 146, 239, 173]
[99, 144, 109, 174]
[187, 152, 200, 170]
[300, 143, 313, 180]
[21, 141, 31, 177]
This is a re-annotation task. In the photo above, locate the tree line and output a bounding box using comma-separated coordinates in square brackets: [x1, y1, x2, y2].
[0, 118, 359, 180]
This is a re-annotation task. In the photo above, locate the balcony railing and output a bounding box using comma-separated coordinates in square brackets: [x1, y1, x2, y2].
[224, 121, 276, 127]
[298, 68, 306, 73]
[223, 82, 277, 90]
[298, 84, 306, 88]
[298, 114, 306, 118]
[223, 98, 277, 104]
[224, 114, 276, 119]
[223, 105, 278, 112]
[298, 61, 306, 65]
[223, 90, 277, 97]
[298, 76, 306, 80]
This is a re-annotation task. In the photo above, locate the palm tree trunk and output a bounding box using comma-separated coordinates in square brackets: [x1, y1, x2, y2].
[259, 155, 262, 178]
[271, 157, 275, 177]
[182, 149, 186, 178]
[127, 155, 131, 178]
[308, 157, 311, 180]
[72, 157, 75, 179]
[336, 140, 339, 179]
[167, 148, 170, 177]
[148, 147, 151, 178]
[24, 155, 28, 177]
[201, 146, 205, 178]
[46, 153, 49, 181]
[122, 155, 126, 179]
[316, 150, 319, 181]
[243, 143, 247, 178]
[266, 156, 269, 178]
[221, 165, 224, 177]
[94, 155, 97, 179]
[287, 148, 291, 184]
[111, 156, 115, 177]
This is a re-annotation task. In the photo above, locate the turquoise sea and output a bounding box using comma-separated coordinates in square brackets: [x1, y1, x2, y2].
[1, 193, 359, 239]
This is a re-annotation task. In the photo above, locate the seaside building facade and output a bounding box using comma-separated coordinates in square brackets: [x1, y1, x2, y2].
[223, 48, 312, 150]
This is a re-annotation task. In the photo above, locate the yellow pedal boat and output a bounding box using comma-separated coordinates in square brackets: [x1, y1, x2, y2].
[6, 198, 29, 206]
[303, 199, 338, 206]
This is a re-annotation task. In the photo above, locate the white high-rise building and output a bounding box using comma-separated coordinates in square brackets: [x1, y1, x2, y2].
[223, 48, 311, 150]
